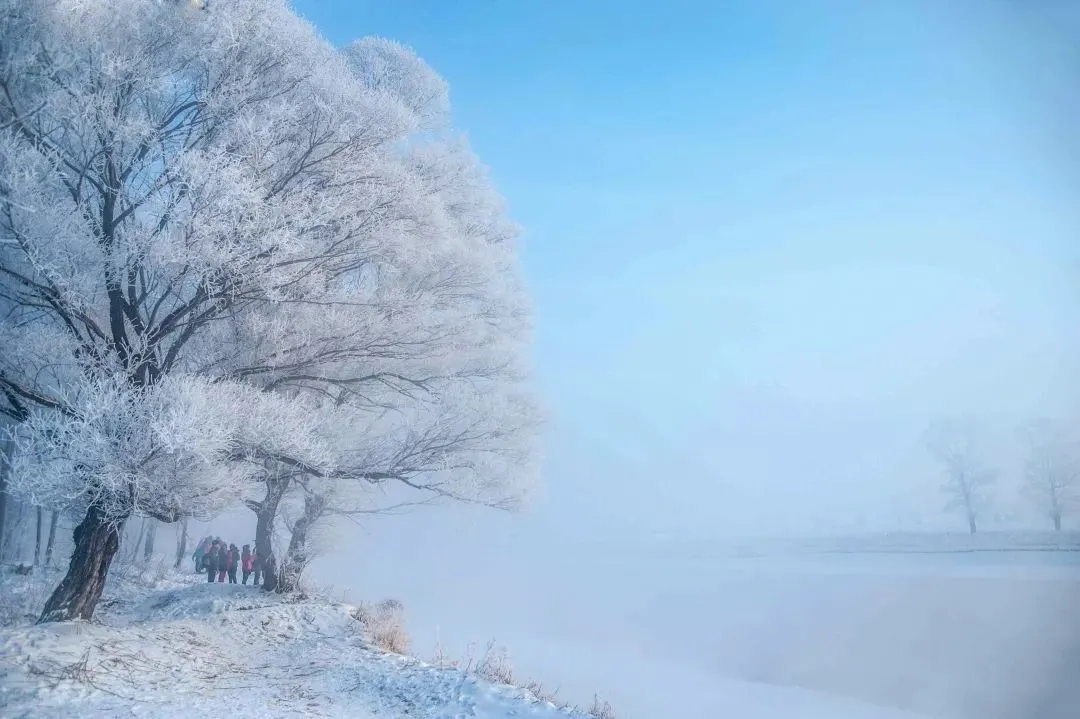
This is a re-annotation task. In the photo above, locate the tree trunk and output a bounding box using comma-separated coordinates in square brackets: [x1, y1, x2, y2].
[4, 499, 26, 562]
[251, 473, 290, 593]
[0, 501, 12, 562]
[1053, 512, 1062, 532]
[143, 518, 156, 562]
[277, 493, 327, 594]
[0, 483, 7, 561]
[0, 434, 11, 562]
[967, 513, 977, 534]
[128, 519, 147, 565]
[13, 501, 27, 560]
[45, 511, 59, 566]
[34, 506, 43, 565]
[174, 517, 188, 570]
[39, 502, 127, 623]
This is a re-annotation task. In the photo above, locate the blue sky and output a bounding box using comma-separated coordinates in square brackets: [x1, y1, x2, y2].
[292, 0, 1080, 539]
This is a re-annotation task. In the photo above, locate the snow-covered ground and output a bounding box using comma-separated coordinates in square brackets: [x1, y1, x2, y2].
[0, 568, 600, 719]
[0, 565, 936, 719]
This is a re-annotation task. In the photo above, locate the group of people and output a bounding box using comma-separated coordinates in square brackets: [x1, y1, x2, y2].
[193, 536, 261, 586]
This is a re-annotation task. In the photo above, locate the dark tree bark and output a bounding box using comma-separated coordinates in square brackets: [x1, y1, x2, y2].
[0, 438, 9, 562]
[174, 517, 188, 569]
[44, 511, 59, 566]
[34, 506, 43, 566]
[39, 502, 128, 623]
[277, 493, 327, 594]
[0, 483, 7, 561]
[142, 518, 156, 562]
[1053, 512, 1062, 532]
[0, 501, 13, 562]
[12, 501, 27, 560]
[250, 473, 290, 593]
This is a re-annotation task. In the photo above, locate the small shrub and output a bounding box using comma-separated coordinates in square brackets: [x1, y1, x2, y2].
[430, 633, 614, 718]
[28, 648, 94, 685]
[143, 558, 171, 586]
[586, 693, 616, 719]
[351, 598, 411, 655]
[431, 636, 458, 669]
[474, 639, 515, 686]
[0, 567, 51, 627]
[522, 679, 561, 705]
[308, 582, 356, 606]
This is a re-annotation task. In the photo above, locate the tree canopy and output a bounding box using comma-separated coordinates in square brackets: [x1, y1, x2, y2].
[0, 0, 539, 620]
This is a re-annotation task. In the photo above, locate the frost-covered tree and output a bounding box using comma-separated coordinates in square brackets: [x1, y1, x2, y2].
[44, 510, 59, 566]
[227, 38, 538, 594]
[10, 375, 332, 613]
[1020, 420, 1078, 531]
[926, 422, 996, 534]
[0, 1, 538, 619]
[274, 386, 540, 593]
[0, 428, 12, 555]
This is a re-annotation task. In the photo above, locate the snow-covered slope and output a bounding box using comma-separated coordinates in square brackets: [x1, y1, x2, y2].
[0, 568, 934, 718]
[0, 570, 596, 719]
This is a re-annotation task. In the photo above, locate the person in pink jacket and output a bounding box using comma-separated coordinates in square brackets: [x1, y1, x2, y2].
[241, 544, 255, 585]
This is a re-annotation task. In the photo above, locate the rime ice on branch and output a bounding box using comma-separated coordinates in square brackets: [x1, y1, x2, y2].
[0, 0, 539, 619]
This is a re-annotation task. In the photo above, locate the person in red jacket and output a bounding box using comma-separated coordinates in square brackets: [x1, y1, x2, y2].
[241, 544, 255, 585]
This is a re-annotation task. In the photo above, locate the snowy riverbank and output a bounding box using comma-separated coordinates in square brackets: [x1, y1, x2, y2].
[0, 567, 602, 718]
[0, 565, 940, 718]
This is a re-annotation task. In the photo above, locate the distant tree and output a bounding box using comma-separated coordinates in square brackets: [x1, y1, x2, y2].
[129, 519, 148, 566]
[142, 519, 157, 562]
[174, 517, 189, 570]
[1020, 420, 1078, 531]
[0, 429, 13, 557]
[927, 421, 996, 534]
[34, 506, 42, 566]
[44, 511, 59, 566]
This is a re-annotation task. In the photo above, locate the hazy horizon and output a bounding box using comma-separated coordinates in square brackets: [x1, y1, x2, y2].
[284, 0, 1080, 544]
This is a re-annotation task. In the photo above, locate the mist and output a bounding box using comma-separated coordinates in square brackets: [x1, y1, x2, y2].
[283, 0, 1078, 716]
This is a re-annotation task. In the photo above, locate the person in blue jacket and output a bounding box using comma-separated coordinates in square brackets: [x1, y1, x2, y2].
[192, 536, 213, 573]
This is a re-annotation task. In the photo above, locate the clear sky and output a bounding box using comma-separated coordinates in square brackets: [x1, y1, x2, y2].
[291, 0, 1080, 541]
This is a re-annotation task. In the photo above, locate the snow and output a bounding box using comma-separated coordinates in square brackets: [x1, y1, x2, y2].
[0, 570, 591, 718]
[0, 566, 936, 718]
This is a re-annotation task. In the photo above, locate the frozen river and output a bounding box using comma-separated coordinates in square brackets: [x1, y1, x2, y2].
[320, 533, 1080, 718]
